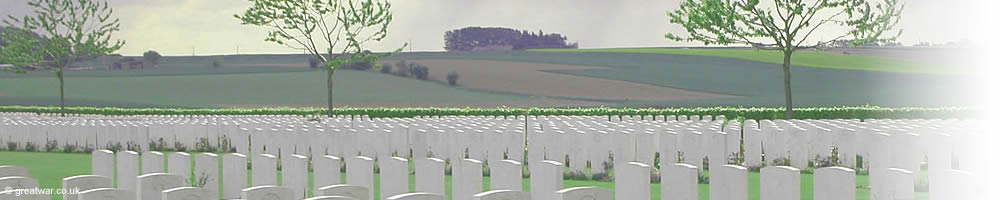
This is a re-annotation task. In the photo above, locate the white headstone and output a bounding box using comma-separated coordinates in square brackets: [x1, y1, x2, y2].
[193, 153, 218, 199]
[304, 196, 357, 200]
[92, 150, 115, 181]
[884, 168, 914, 200]
[282, 154, 309, 199]
[814, 167, 855, 200]
[381, 157, 409, 199]
[663, 163, 698, 200]
[241, 185, 294, 200]
[167, 152, 191, 181]
[251, 154, 278, 186]
[160, 187, 213, 200]
[221, 153, 247, 199]
[760, 166, 800, 200]
[78, 188, 135, 200]
[142, 151, 166, 174]
[62, 175, 113, 200]
[346, 156, 374, 200]
[455, 159, 483, 200]
[489, 160, 522, 191]
[529, 160, 563, 200]
[0, 166, 28, 178]
[314, 155, 342, 192]
[416, 158, 446, 195]
[718, 165, 747, 200]
[473, 190, 530, 200]
[319, 185, 369, 200]
[615, 162, 650, 200]
[555, 187, 611, 200]
[137, 173, 187, 200]
[386, 193, 445, 200]
[117, 151, 140, 191]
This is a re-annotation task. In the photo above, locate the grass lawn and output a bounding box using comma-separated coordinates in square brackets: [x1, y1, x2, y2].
[1, 151, 929, 200]
[532, 48, 951, 75]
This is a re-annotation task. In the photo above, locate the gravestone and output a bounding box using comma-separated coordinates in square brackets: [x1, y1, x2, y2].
[490, 160, 522, 191]
[615, 162, 650, 200]
[814, 167, 855, 200]
[193, 153, 218, 199]
[92, 150, 115, 181]
[142, 151, 165, 174]
[319, 185, 369, 200]
[0, 176, 39, 190]
[0, 166, 28, 178]
[136, 173, 186, 200]
[454, 159, 483, 200]
[221, 153, 247, 199]
[241, 185, 294, 200]
[884, 168, 914, 200]
[529, 160, 563, 200]
[663, 163, 698, 200]
[160, 187, 213, 200]
[386, 193, 446, 200]
[282, 154, 308, 199]
[304, 196, 357, 200]
[167, 152, 191, 181]
[760, 166, 800, 200]
[381, 157, 409, 199]
[346, 156, 375, 200]
[416, 158, 446, 195]
[473, 190, 530, 200]
[718, 165, 747, 200]
[252, 154, 278, 186]
[62, 175, 113, 200]
[77, 188, 135, 200]
[555, 187, 611, 200]
[117, 151, 140, 192]
[314, 155, 342, 192]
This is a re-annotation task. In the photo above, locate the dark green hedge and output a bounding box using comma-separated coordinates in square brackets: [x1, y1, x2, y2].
[0, 105, 974, 119]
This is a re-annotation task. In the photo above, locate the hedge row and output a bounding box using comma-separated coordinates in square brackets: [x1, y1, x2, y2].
[0, 105, 974, 119]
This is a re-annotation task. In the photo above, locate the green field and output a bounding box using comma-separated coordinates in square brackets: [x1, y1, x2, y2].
[532, 48, 950, 74]
[1, 49, 969, 108]
[0, 151, 930, 200]
[0, 70, 533, 107]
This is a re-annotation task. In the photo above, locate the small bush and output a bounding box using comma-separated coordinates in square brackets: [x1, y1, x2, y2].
[380, 63, 392, 74]
[174, 141, 188, 152]
[24, 142, 38, 152]
[62, 143, 79, 153]
[45, 139, 59, 152]
[126, 141, 141, 152]
[195, 137, 217, 152]
[105, 142, 123, 152]
[149, 138, 170, 152]
[341, 61, 373, 71]
[395, 60, 411, 77]
[447, 71, 459, 86]
[771, 157, 791, 167]
[410, 64, 429, 80]
[6, 142, 18, 151]
[813, 147, 841, 168]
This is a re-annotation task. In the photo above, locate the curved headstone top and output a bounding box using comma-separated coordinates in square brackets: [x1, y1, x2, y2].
[386, 192, 445, 200]
[555, 187, 611, 200]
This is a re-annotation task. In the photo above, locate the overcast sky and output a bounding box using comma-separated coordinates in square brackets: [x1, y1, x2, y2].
[0, 0, 986, 56]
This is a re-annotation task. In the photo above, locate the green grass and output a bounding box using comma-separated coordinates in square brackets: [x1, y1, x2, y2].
[1, 151, 930, 200]
[0, 70, 532, 108]
[532, 48, 950, 74]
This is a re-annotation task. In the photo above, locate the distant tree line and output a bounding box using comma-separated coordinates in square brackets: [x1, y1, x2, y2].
[444, 27, 578, 51]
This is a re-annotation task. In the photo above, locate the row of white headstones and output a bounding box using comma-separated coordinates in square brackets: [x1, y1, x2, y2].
[0, 114, 987, 200]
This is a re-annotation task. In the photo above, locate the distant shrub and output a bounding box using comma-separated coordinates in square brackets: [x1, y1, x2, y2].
[45, 139, 59, 152]
[143, 50, 162, 66]
[410, 64, 429, 80]
[395, 60, 410, 77]
[309, 57, 321, 69]
[380, 63, 392, 74]
[447, 71, 459, 86]
[62, 143, 78, 153]
[212, 60, 221, 68]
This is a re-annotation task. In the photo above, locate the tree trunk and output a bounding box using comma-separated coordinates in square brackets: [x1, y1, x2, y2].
[326, 68, 335, 117]
[782, 51, 794, 119]
[58, 67, 66, 117]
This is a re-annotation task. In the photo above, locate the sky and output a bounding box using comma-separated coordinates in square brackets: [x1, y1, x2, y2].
[0, 0, 983, 56]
